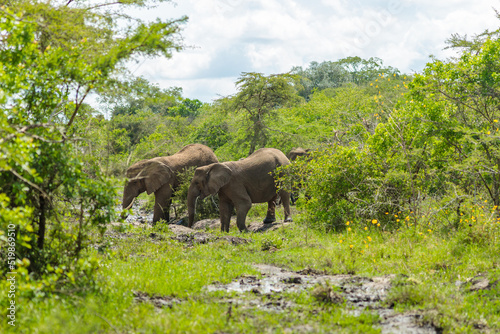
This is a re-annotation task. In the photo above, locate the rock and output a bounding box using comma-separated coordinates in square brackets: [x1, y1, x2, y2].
[169, 227, 252, 246]
[133, 291, 181, 309]
[247, 221, 292, 233]
[219, 235, 252, 245]
[190, 218, 291, 233]
[468, 277, 494, 291]
[168, 225, 196, 235]
[192, 219, 222, 230]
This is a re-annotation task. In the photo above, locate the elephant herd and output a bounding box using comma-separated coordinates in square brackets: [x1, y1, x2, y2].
[122, 144, 309, 232]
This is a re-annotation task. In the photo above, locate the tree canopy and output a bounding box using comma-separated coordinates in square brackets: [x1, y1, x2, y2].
[0, 0, 186, 284]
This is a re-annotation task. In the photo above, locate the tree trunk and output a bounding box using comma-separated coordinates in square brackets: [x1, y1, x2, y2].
[37, 195, 46, 250]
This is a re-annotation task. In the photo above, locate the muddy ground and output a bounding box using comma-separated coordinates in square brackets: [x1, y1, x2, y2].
[119, 203, 440, 333]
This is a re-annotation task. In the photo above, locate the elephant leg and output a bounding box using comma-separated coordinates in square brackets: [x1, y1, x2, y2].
[235, 199, 251, 232]
[279, 189, 293, 222]
[263, 196, 277, 224]
[152, 186, 172, 224]
[219, 196, 233, 233]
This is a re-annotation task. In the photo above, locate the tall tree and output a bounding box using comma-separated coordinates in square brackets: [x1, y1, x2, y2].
[0, 0, 186, 280]
[101, 77, 183, 117]
[292, 57, 400, 100]
[410, 37, 500, 207]
[230, 72, 302, 155]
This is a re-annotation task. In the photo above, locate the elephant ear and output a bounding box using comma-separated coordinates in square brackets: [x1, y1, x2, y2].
[143, 159, 173, 195]
[207, 164, 232, 195]
[126, 159, 150, 179]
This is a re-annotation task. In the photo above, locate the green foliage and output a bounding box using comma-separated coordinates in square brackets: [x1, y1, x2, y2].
[408, 38, 500, 207]
[169, 98, 204, 118]
[5, 221, 499, 333]
[279, 145, 390, 231]
[292, 56, 400, 100]
[190, 104, 233, 154]
[277, 34, 500, 235]
[102, 77, 183, 117]
[230, 72, 304, 155]
[0, 0, 186, 294]
[3, 4, 500, 333]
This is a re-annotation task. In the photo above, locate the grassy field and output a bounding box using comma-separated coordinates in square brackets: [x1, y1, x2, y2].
[3, 203, 500, 334]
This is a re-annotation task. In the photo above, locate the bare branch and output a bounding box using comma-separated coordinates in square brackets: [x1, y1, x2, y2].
[0, 123, 54, 145]
[84, 1, 124, 11]
[8, 169, 50, 200]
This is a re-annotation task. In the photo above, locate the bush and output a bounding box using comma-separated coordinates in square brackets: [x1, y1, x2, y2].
[279, 145, 392, 231]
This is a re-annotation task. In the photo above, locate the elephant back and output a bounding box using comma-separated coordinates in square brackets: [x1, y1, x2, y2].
[167, 143, 219, 172]
[241, 148, 290, 170]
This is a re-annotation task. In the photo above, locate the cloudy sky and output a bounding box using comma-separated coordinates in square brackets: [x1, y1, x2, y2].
[129, 0, 500, 102]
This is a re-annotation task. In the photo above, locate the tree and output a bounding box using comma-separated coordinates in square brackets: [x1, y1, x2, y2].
[102, 77, 183, 117]
[230, 72, 303, 155]
[410, 37, 500, 207]
[292, 57, 400, 100]
[292, 61, 349, 99]
[0, 0, 186, 287]
[169, 98, 204, 118]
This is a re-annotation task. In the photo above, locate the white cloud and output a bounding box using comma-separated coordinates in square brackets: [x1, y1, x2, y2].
[127, 0, 500, 102]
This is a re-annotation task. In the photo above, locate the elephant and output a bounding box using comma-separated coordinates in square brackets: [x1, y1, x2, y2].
[187, 148, 292, 232]
[287, 147, 311, 161]
[122, 144, 218, 224]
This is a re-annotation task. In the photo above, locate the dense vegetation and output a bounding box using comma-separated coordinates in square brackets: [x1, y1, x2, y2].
[1, 1, 500, 333]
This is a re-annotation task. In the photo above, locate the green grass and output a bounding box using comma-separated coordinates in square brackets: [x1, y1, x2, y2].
[2, 211, 500, 333]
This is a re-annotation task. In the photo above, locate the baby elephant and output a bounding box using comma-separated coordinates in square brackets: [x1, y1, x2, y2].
[187, 148, 292, 232]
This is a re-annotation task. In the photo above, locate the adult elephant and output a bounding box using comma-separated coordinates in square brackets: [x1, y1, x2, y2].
[187, 148, 292, 232]
[122, 144, 218, 224]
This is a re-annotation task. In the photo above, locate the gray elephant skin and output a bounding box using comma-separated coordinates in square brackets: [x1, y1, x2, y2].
[187, 148, 292, 232]
[287, 147, 310, 161]
[122, 144, 218, 224]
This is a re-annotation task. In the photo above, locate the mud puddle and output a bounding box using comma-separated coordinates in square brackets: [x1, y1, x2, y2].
[133, 291, 181, 310]
[207, 264, 439, 334]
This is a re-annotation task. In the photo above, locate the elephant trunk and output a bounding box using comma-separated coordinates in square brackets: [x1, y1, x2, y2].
[122, 180, 142, 210]
[187, 183, 200, 228]
[123, 196, 136, 211]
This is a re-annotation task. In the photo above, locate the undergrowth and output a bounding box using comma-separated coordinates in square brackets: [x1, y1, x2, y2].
[2, 206, 499, 333]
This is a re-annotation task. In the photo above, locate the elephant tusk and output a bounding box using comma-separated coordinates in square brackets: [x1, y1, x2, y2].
[124, 197, 136, 211]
